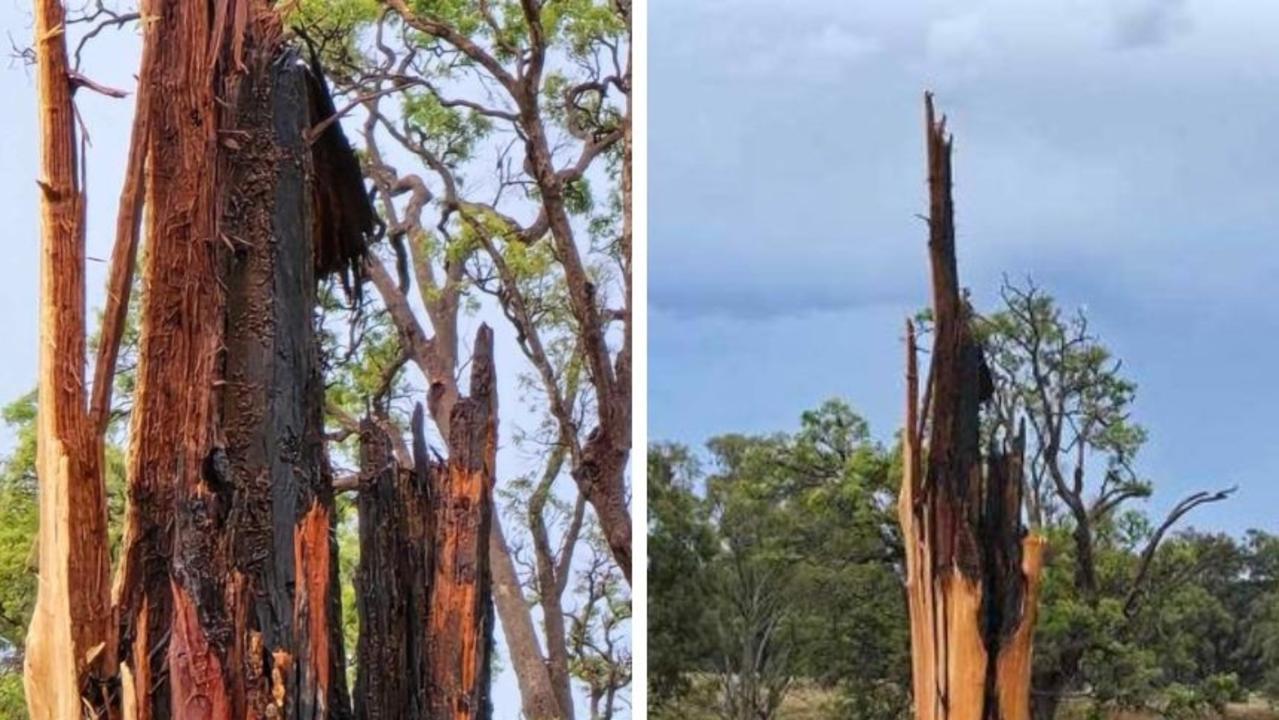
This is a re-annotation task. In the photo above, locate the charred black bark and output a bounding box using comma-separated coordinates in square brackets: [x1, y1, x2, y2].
[301, 42, 377, 297]
[217, 46, 353, 719]
[354, 416, 434, 720]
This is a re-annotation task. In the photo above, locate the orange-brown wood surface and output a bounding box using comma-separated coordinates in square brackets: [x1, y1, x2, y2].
[901, 94, 1046, 720]
[25, 2, 116, 718]
[115, 2, 243, 713]
[429, 325, 497, 719]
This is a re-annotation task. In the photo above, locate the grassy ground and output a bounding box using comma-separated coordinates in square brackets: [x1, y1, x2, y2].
[652, 679, 838, 720]
[1056, 699, 1277, 720]
[655, 677, 1279, 720]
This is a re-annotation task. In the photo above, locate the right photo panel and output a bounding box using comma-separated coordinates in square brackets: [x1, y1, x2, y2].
[647, 3, 1279, 720]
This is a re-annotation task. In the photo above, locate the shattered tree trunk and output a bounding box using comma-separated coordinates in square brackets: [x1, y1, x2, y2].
[899, 94, 1046, 720]
[113, 2, 357, 717]
[430, 325, 497, 720]
[353, 326, 497, 720]
[25, 1, 116, 717]
[354, 416, 431, 719]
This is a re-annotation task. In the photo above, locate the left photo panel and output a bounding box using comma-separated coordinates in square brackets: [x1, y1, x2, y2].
[0, 1, 632, 718]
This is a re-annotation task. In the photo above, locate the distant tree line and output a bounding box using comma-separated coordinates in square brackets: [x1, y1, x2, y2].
[648, 282, 1279, 720]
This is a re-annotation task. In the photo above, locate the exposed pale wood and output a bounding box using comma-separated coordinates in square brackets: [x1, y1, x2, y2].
[901, 94, 1046, 720]
[25, 1, 116, 717]
[114, 2, 236, 712]
[996, 536, 1047, 720]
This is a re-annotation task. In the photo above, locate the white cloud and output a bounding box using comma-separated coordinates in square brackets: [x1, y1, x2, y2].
[925, 12, 986, 63]
[809, 24, 882, 61]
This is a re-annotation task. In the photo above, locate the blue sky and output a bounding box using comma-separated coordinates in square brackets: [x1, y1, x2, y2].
[650, 0, 1279, 534]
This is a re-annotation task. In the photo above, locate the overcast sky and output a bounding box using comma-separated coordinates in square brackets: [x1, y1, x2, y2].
[650, 0, 1279, 534]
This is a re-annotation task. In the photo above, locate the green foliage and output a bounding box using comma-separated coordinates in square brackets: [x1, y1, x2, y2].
[406, 0, 484, 37]
[0, 393, 38, 652]
[289, 0, 379, 31]
[563, 177, 593, 216]
[285, 0, 380, 65]
[336, 496, 361, 690]
[651, 396, 1279, 719]
[977, 281, 1150, 527]
[647, 444, 716, 707]
[0, 670, 26, 720]
[1160, 675, 1242, 720]
[401, 92, 493, 165]
[542, 0, 626, 55]
[395, 0, 624, 59]
[649, 400, 909, 717]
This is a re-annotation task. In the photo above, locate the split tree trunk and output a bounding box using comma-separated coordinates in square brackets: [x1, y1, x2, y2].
[217, 44, 351, 719]
[352, 327, 497, 720]
[25, 1, 116, 717]
[429, 325, 497, 720]
[29, 1, 497, 716]
[899, 94, 1046, 720]
[353, 416, 432, 719]
[113, 3, 358, 717]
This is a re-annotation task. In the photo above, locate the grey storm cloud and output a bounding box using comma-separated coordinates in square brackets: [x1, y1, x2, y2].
[648, 0, 1279, 538]
[1111, 0, 1191, 49]
[650, 0, 1279, 320]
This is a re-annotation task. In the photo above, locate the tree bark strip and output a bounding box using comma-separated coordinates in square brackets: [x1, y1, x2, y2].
[88, 23, 152, 436]
[900, 93, 1045, 720]
[25, 1, 116, 717]
[114, 3, 239, 714]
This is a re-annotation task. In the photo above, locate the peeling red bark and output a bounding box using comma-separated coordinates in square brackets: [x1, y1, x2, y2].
[25, 1, 116, 717]
[169, 581, 231, 720]
[114, 3, 359, 717]
[115, 4, 245, 714]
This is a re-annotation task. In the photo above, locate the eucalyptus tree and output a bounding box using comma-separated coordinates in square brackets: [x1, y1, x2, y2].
[292, 1, 633, 717]
[977, 279, 1233, 720]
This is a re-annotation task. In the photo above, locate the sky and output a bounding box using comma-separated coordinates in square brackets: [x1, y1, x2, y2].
[650, 0, 1279, 534]
[0, 2, 628, 716]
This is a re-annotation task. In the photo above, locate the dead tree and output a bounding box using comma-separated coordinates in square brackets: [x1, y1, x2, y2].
[108, 2, 366, 716]
[25, 1, 116, 716]
[899, 94, 1047, 720]
[27, 1, 500, 716]
[352, 328, 497, 720]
